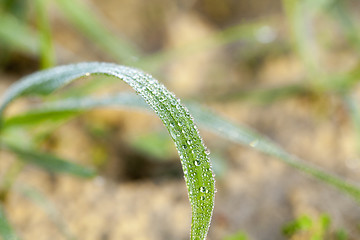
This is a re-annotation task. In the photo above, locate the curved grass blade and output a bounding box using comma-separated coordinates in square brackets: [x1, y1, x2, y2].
[0, 142, 96, 178]
[0, 62, 216, 240]
[0, 204, 20, 240]
[7, 93, 360, 202]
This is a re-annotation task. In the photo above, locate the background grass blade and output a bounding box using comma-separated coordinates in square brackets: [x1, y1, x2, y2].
[2, 93, 148, 128]
[0, 11, 39, 55]
[0, 204, 20, 240]
[6, 92, 360, 203]
[55, 0, 141, 64]
[187, 103, 360, 202]
[0, 143, 96, 178]
[35, 0, 55, 69]
[0, 62, 216, 240]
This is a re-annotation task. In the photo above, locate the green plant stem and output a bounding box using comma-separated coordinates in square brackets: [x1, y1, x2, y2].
[282, 0, 322, 78]
[35, 0, 55, 69]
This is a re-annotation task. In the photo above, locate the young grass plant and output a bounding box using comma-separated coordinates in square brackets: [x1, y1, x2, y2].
[1, 62, 360, 239]
[0, 62, 216, 240]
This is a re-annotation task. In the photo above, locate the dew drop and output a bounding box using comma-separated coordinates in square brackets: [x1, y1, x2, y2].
[205, 148, 210, 155]
[200, 187, 206, 193]
[194, 160, 201, 166]
[159, 96, 165, 102]
[249, 139, 259, 147]
[200, 196, 205, 201]
[182, 145, 187, 150]
[170, 131, 176, 139]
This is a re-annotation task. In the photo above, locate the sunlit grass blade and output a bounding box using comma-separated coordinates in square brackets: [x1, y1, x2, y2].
[35, 0, 55, 69]
[0, 62, 216, 240]
[6, 92, 360, 203]
[0, 11, 38, 55]
[0, 204, 20, 240]
[0, 142, 96, 178]
[55, 0, 141, 64]
[16, 185, 76, 240]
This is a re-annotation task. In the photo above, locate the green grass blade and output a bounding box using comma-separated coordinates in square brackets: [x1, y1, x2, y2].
[3, 109, 80, 128]
[0, 142, 96, 178]
[55, 0, 141, 64]
[35, 0, 55, 69]
[6, 92, 360, 203]
[282, 0, 321, 76]
[2, 93, 147, 128]
[0, 11, 38, 55]
[187, 103, 360, 202]
[0, 62, 216, 240]
[0, 204, 20, 240]
[0, 0, 28, 19]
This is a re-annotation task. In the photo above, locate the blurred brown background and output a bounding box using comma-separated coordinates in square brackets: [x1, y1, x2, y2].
[1, 0, 360, 239]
